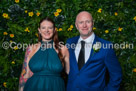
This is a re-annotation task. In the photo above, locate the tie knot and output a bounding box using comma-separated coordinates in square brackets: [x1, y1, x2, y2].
[81, 41, 85, 48]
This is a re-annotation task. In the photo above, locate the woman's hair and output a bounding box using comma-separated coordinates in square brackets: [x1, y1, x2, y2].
[38, 17, 64, 65]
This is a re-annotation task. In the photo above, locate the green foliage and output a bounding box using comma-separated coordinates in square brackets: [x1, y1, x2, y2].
[0, 0, 136, 90]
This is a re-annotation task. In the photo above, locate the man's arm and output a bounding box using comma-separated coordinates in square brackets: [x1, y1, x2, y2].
[104, 47, 122, 91]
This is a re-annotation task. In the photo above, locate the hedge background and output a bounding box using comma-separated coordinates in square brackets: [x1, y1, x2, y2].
[0, 0, 136, 91]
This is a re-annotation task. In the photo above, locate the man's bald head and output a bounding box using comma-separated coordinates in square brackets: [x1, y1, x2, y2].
[76, 11, 93, 23]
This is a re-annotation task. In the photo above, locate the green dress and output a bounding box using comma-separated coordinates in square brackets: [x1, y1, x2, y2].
[24, 40, 65, 91]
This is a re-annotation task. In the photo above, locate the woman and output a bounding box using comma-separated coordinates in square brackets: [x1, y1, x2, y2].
[19, 17, 69, 91]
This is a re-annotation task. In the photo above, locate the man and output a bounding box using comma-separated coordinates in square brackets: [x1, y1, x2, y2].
[66, 11, 122, 91]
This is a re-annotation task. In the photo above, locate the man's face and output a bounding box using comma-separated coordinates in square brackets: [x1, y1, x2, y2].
[75, 12, 93, 38]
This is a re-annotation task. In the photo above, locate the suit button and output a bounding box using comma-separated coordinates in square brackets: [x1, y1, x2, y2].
[77, 73, 80, 75]
[76, 86, 79, 88]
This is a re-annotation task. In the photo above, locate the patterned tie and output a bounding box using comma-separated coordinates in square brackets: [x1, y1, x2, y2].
[78, 41, 85, 70]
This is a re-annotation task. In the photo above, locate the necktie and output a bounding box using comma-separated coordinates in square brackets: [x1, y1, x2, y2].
[78, 41, 85, 70]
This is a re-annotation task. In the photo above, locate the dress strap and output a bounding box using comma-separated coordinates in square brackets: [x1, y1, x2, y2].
[41, 40, 53, 44]
[40, 40, 54, 50]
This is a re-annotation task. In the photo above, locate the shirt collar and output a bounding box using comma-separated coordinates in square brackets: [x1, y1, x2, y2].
[78, 32, 95, 44]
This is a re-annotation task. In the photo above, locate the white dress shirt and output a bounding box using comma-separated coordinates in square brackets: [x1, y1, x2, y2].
[75, 33, 95, 63]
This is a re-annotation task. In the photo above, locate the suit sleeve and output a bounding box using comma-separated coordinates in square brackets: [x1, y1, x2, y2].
[104, 46, 122, 91]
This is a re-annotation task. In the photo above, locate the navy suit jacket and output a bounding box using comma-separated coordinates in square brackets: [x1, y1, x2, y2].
[66, 35, 122, 91]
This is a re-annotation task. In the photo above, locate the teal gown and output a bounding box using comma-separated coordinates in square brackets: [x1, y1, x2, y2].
[24, 40, 65, 91]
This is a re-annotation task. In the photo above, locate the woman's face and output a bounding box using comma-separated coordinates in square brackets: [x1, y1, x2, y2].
[38, 20, 54, 41]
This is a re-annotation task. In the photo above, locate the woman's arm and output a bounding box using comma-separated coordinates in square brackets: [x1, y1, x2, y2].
[18, 46, 33, 91]
[61, 46, 70, 74]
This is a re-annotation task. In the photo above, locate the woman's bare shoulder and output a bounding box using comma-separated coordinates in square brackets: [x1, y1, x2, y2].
[30, 42, 41, 50]
[59, 44, 69, 57]
[27, 42, 41, 58]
